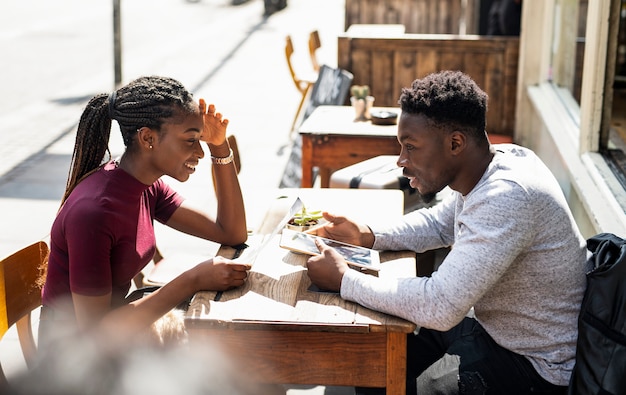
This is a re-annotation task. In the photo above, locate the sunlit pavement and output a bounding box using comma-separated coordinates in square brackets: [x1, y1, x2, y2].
[0, 1, 355, 393]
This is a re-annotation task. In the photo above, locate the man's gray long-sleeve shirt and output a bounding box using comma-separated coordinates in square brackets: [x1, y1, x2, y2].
[341, 144, 587, 386]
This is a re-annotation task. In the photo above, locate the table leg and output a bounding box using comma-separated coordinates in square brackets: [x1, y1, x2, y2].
[386, 332, 408, 394]
[319, 167, 332, 188]
[301, 135, 314, 188]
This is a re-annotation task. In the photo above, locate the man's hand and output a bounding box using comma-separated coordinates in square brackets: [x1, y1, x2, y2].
[306, 238, 349, 292]
[308, 212, 375, 248]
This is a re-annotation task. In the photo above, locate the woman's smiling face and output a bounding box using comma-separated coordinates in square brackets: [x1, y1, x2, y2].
[151, 109, 205, 182]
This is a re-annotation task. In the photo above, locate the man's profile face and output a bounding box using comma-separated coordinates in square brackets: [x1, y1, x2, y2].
[396, 113, 454, 198]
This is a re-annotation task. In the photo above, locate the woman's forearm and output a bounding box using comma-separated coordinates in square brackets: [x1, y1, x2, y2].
[97, 270, 197, 342]
[210, 142, 247, 245]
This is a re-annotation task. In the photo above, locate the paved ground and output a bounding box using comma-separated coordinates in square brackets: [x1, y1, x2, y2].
[0, 0, 356, 393]
[0, 0, 343, 257]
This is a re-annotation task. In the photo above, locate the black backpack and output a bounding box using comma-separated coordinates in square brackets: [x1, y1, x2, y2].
[568, 233, 626, 394]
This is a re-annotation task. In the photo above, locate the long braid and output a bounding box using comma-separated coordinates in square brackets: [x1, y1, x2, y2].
[62, 94, 112, 205]
[61, 76, 196, 205]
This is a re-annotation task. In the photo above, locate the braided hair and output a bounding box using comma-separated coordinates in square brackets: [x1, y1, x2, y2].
[62, 76, 196, 204]
[399, 70, 488, 145]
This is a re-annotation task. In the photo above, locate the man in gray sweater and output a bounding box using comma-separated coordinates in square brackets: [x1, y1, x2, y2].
[306, 70, 587, 394]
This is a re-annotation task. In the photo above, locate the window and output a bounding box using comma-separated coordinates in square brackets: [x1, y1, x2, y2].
[549, 0, 587, 103]
[519, 0, 626, 235]
[549, 0, 626, 189]
[605, 0, 626, 188]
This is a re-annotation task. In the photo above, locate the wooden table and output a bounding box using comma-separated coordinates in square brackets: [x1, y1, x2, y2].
[298, 105, 402, 188]
[184, 189, 416, 393]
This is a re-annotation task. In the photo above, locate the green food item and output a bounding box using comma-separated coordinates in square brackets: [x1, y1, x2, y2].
[291, 205, 323, 225]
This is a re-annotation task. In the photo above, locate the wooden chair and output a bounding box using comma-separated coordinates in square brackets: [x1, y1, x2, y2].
[278, 65, 353, 188]
[0, 241, 49, 385]
[285, 35, 316, 133]
[308, 30, 321, 73]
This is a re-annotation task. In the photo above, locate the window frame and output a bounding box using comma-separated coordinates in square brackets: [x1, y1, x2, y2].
[516, 0, 626, 236]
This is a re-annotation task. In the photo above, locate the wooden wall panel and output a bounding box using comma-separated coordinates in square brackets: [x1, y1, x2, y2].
[338, 34, 520, 137]
[345, 0, 480, 35]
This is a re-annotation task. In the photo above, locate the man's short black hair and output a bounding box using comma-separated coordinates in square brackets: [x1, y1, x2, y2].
[399, 70, 488, 142]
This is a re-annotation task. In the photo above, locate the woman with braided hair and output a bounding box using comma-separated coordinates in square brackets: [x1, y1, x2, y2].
[40, 76, 250, 347]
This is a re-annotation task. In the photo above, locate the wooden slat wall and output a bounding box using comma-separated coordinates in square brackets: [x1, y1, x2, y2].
[337, 34, 519, 138]
[345, 0, 480, 35]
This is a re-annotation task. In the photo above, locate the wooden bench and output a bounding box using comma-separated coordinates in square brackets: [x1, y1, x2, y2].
[337, 32, 520, 140]
[345, 0, 481, 35]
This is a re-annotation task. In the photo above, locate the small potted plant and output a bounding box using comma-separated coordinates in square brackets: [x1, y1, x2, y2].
[350, 85, 375, 121]
[286, 204, 323, 231]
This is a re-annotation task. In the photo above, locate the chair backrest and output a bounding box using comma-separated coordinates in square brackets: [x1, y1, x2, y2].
[227, 134, 241, 174]
[285, 35, 306, 94]
[285, 35, 318, 91]
[0, 241, 49, 385]
[308, 30, 321, 72]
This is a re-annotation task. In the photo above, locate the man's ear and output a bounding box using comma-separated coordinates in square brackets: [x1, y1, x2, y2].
[449, 131, 466, 155]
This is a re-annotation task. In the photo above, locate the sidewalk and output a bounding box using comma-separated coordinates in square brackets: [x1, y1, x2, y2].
[0, 1, 355, 393]
[0, 0, 343, 258]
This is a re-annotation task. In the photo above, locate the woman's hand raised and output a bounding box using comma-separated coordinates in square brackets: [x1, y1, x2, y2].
[199, 98, 228, 147]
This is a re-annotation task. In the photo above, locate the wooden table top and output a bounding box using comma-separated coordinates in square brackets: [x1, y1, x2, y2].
[184, 188, 416, 334]
[298, 105, 401, 137]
